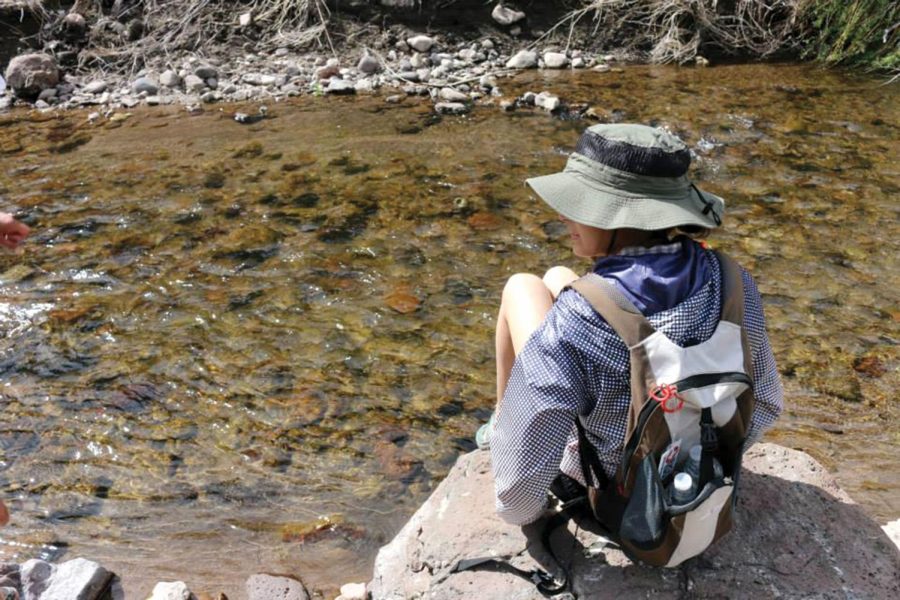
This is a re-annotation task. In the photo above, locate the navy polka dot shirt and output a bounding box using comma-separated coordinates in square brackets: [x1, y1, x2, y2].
[490, 241, 784, 525]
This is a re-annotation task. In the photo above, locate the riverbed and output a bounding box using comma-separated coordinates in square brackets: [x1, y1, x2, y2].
[0, 62, 897, 598]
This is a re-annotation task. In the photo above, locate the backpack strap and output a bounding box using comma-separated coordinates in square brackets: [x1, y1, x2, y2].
[568, 274, 655, 347]
[713, 250, 745, 326]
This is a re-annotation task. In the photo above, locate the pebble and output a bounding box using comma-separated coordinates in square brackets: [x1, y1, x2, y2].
[572, 56, 585, 68]
[160, 70, 181, 87]
[593, 63, 611, 72]
[38, 87, 57, 100]
[84, 80, 107, 94]
[479, 74, 497, 89]
[242, 73, 277, 86]
[410, 53, 429, 68]
[357, 53, 380, 74]
[132, 76, 158, 94]
[148, 581, 192, 600]
[696, 55, 710, 67]
[534, 91, 561, 112]
[505, 49, 538, 69]
[385, 94, 403, 103]
[184, 74, 205, 92]
[438, 87, 468, 102]
[457, 48, 477, 62]
[200, 91, 218, 103]
[34, 99, 49, 109]
[337, 582, 367, 600]
[206, 78, 218, 89]
[492, 4, 526, 26]
[543, 52, 568, 68]
[0, 97, 9, 111]
[326, 78, 356, 94]
[314, 58, 340, 80]
[195, 65, 218, 79]
[481, 39, 495, 50]
[435, 102, 468, 115]
[354, 79, 374, 93]
[407, 35, 435, 53]
[521, 91, 536, 105]
[397, 71, 419, 82]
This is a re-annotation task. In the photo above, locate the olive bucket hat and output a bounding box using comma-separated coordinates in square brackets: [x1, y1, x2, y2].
[526, 124, 724, 231]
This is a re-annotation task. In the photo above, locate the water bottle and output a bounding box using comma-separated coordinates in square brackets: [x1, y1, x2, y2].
[671, 472, 695, 505]
[685, 445, 723, 491]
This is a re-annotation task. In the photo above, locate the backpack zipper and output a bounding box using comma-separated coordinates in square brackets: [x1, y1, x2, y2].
[673, 372, 752, 392]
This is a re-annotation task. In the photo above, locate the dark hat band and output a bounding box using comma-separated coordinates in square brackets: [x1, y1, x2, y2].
[575, 130, 691, 178]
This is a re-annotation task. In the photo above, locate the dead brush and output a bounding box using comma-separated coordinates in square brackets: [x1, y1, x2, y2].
[543, 0, 805, 63]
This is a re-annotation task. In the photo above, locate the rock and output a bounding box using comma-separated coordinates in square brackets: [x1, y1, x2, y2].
[40, 558, 112, 600]
[499, 99, 515, 112]
[314, 58, 340, 80]
[195, 65, 218, 80]
[438, 87, 468, 102]
[409, 53, 429, 69]
[4, 53, 59, 99]
[326, 79, 355, 95]
[33, 99, 49, 109]
[37, 88, 57, 100]
[160, 70, 181, 88]
[242, 73, 277, 86]
[206, 78, 218, 89]
[572, 56, 585, 69]
[521, 91, 536, 105]
[593, 63, 611, 72]
[246, 574, 309, 600]
[148, 581, 192, 600]
[200, 91, 219, 103]
[492, 4, 526, 26]
[336, 582, 366, 600]
[62, 13, 86, 39]
[885, 519, 900, 550]
[20, 559, 53, 599]
[434, 102, 468, 115]
[479, 74, 497, 90]
[385, 94, 403, 104]
[357, 53, 380, 74]
[184, 74, 205, 93]
[84, 80, 107, 94]
[534, 91, 560, 112]
[407, 35, 434, 53]
[397, 71, 419, 82]
[370, 445, 900, 599]
[543, 52, 568, 69]
[354, 79, 374, 93]
[505, 49, 538, 69]
[239, 12, 253, 28]
[132, 77, 158, 95]
[696, 55, 710, 67]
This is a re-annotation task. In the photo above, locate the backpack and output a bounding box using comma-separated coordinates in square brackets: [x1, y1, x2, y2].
[568, 250, 755, 567]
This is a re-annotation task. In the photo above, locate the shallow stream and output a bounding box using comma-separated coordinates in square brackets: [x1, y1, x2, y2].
[0, 63, 897, 598]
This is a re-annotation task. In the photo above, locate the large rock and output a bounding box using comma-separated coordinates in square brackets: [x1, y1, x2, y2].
[370, 444, 900, 599]
[40, 558, 113, 600]
[246, 574, 309, 600]
[4, 53, 59, 99]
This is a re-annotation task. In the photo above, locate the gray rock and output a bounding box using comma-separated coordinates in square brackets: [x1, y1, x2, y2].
[492, 4, 526, 26]
[435, 102, 468, 115]
[160, 70, 181, 88]
[409, 53, 430, 69]
[407, 35, 434, 53]
[206, 78, 218, 89]
[242, 73, 277, 86]
[195, 65, 218, 80]
[184, 74, 205, 93]
[457, 48, 478, 63]
[145, 95, 161, 105]
[132, 77, 158, 95]
[148, 581, 191, 600]
[481, 39, 495, 50]
[479, 74, 497, 90]
[593, 63, 611, 72]
[34, 99, 49, 109]
[314, 58, 340, 80]
[84, 80, 107, 94]
[397, 70, 419, 82]
[246, 574, 309, 600]
[380, 0, 417, 6]
[505, 49, 538, 69]
[572, 57, 585, 69]
[499, 99, 515, 112]
[4, 53, 59, 98]
[885, 518, 900, 550]
[370, 445, 900, 600]
[62, 13, 87, 39]
[438, 87, 468, 102]
[40, 558, 112, 600]
[543, 52, 569, 69]
[357, 54, 380, 74]
[20, 559, 53, 600]
[534, 91, 561, 112]
[200, 91, 219, 103]
[385, 94, 404, 104]
[37, 88, 57, 100]
[354, 79, 375, 93]
[326, 78, 356, 95]
[521, 91, 536, 105]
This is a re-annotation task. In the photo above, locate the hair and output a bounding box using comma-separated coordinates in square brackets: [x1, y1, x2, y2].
[663, 225, 711, 240]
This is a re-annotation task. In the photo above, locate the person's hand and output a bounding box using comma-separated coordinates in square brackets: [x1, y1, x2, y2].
[0, 212, 30, 250]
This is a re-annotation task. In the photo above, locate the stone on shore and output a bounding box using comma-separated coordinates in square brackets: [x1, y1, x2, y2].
[132, 77, 158, 95]
[407, 35, 434, 53]
[326, 78, 356, 95]
[246, 574, 309, 600]
[194, 65, 218, 80]
[492, 5, 526, 26]
[543, 52, 569, 69]
[438, 87, 468, 102]
[4, 53, 59, 98]
[160, 70, 181, 88]
[370, 444, 900, 599]
[505, 50, 537, 69]
[357, 53, 380, 74]
[40, 558, 113, 600]
[84, 80, 107, 95]
[336, 582, 367, 600]
[534, 91, 560, 112]
[148, 580, 192, 600]
[435, 102, 468, 115]
[184, 74, 205, 93]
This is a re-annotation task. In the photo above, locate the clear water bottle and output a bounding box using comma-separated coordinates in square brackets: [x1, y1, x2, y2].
[685, 445, 723, 491]
[671, 472, 695, 505]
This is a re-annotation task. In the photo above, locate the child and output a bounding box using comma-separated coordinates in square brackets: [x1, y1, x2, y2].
[484, 124, 783, 525]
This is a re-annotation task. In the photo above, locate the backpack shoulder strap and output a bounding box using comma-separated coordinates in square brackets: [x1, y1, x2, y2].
[713, 250, 745, 326]
[568, 273, 655, 348]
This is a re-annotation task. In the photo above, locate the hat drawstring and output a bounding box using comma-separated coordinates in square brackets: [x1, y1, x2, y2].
[692, 183, 722, 226]
[605, 230, 618, 256]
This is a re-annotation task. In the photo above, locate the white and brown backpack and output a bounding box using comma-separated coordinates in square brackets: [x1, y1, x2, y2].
[569, 250, 755, 567]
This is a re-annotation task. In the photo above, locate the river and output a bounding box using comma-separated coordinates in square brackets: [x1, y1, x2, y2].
[0, 62, 897, 598]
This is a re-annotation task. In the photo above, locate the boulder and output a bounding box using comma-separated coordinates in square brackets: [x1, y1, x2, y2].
[492, 5, 526, 26]
[40, 558, 113, 600]
[370, 444, 900, 599]
[4, 53, 59, 99]
[505, 50, 537, 69]
[246, 574, 309, 600]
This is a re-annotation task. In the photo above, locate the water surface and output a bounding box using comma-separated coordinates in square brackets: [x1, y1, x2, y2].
[0, 63, 897, 597]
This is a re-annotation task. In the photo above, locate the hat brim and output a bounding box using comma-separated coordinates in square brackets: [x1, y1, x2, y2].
[526, 171, 724, 231]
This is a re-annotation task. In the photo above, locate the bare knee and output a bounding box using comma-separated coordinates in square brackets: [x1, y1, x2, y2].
[502, 272, 544, 302]
[542, 266, 579, 299]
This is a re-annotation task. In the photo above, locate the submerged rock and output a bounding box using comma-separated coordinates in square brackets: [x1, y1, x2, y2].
[370, 444, 900, 599]
[4, 53, 59, 99]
